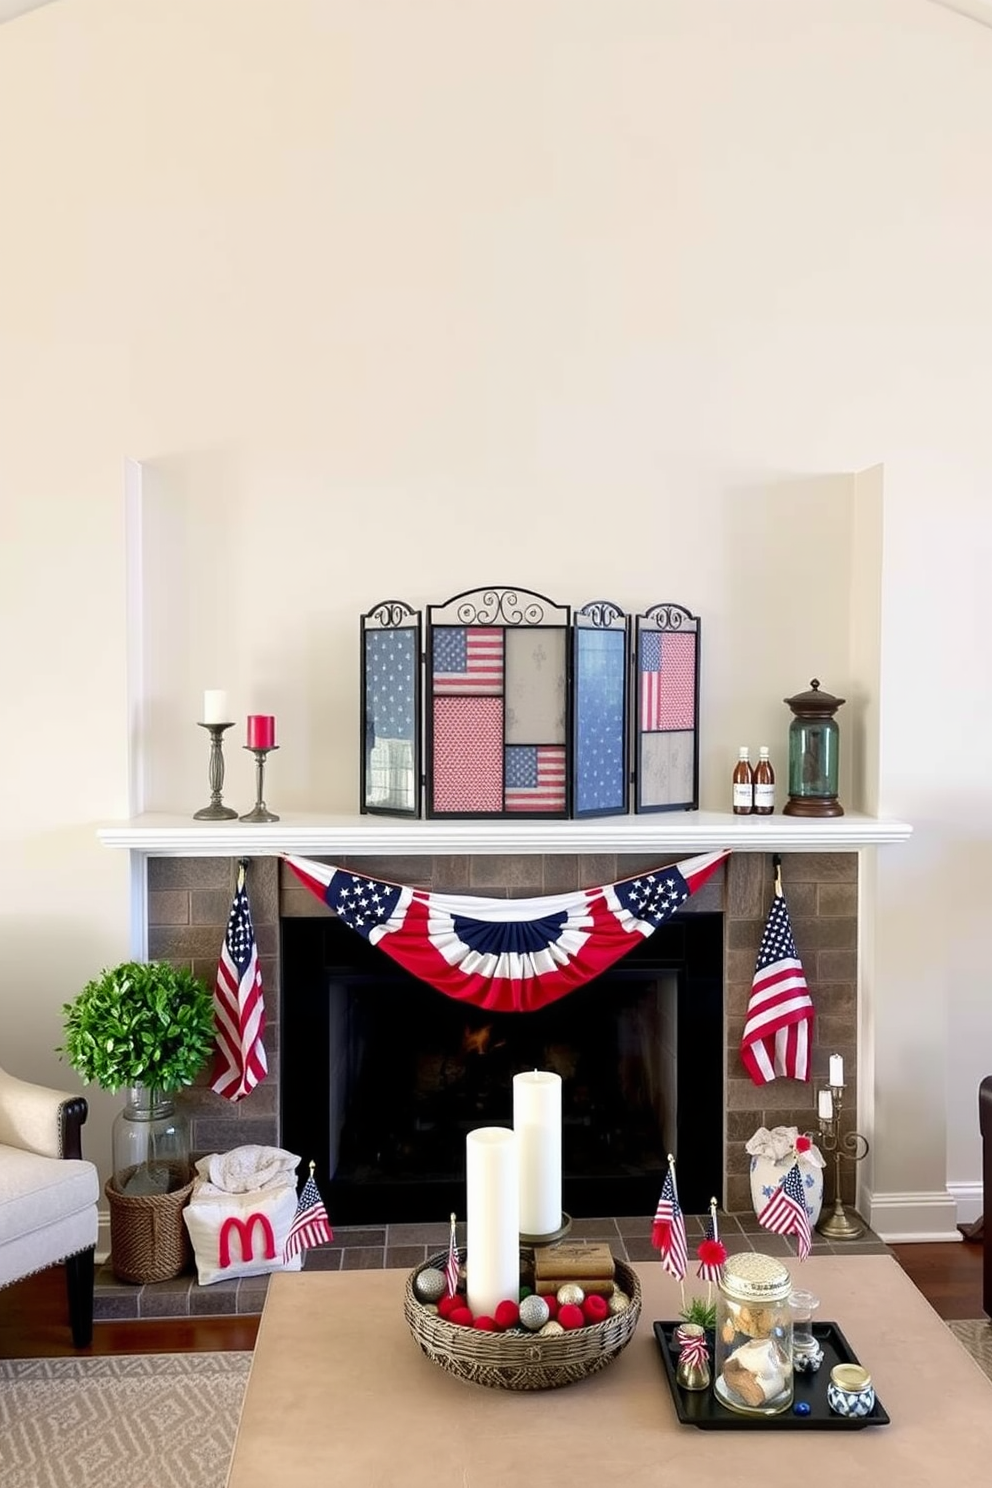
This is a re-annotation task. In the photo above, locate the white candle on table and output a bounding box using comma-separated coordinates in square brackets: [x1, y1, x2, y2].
[466, 1127, 519, 1319]
[513, 1070, 562, 1237]
[818, 1089, 834, 1121]
[202, 689, 229, 724]
[829, 1054, 844, 1089]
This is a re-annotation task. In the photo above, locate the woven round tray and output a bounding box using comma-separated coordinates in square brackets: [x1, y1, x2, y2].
[404, 1248, 641, 1390]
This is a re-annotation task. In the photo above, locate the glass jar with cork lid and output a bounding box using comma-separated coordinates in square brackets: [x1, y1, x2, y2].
[714, 1252, 794, 1416]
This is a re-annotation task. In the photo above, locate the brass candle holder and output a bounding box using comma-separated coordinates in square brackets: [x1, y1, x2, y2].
[193, 722, 238, 820]
[240, 745, 280, 823]
[816, 1083, 870, 1240]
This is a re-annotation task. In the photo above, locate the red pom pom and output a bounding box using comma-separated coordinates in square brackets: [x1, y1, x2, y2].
[582, 1294, 610, 1323]
[697, 1238, 727, 1267]
[558, 1303, 585, 1331]
[651, 1219, 670, 1251]
[494, 1300, 520, 1331]
[473, 1315, 496, 1331]
[795, 1135, 812, 1154]
[543, 1295, 559, 1319]
[437, 1294, 461, 1319]
[449, 1306, 474, 1327]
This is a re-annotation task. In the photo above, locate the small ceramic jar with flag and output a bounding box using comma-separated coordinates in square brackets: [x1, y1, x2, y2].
[746, 1125, 825, 1228]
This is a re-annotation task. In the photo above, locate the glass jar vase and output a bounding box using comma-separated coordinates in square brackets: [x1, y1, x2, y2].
[112, 1086, 190, 1196]
[714, 1252, 794, 1417]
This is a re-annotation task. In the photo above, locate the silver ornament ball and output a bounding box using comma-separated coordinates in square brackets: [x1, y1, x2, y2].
[414, 1266, 447, 1303]
[519, 1294, 551, 1331]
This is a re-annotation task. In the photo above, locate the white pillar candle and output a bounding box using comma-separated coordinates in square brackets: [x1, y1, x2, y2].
[466, 1127, 519, 1319]
[202, 689, 229, 724]
[818, 1088, 834, 1121]
[829, 1054, 844, 1089]
[513, 1070, 562, 1237]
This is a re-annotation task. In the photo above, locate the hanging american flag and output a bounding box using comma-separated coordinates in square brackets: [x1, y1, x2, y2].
[652, 1158, 688, 1281]
[444, 1212, 459, 1298]
[757, 1160, 812, 1261]
[432, 627, 504, 693]
[283, 850, 728, 1013]
[740, 888, 814, 1085]
[211, 865, 267, 1102]
[283, 1163, 333, 1262]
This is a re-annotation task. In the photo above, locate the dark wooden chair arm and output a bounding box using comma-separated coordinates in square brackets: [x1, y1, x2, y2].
[58, 1095, 89, 1160]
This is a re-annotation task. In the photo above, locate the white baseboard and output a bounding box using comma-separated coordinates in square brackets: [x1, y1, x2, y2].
[947, 1181, 984, 1229]
[865, 1188, 962, 1243]
[96, 1213, 111, 1264]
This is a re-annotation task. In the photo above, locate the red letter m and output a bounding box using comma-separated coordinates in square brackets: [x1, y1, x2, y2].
[218, 1212, 277, 1268]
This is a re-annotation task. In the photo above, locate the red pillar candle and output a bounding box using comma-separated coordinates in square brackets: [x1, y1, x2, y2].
[246, 714, 276, 749]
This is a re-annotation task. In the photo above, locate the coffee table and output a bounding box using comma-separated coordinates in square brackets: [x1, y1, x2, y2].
[226, 1254, 990, 1487]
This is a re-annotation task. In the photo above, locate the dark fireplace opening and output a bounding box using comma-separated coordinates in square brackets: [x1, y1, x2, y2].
[281, 912, 723, 1224]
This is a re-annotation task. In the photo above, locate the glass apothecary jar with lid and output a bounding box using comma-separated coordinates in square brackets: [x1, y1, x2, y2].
[714, 1251, 794, 1417]
[782, 679, 845, 817]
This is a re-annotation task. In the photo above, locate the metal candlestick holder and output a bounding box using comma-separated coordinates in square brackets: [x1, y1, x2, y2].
[240, 745, 280, 823]
[193, 722, 238, 820]
[816, 1083, 870, 1239]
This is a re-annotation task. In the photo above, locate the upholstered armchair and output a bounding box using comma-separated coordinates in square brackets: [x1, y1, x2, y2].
[0, 1064, 100, 1346]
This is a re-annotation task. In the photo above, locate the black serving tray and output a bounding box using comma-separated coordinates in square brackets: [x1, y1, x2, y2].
[654, 1321, 890, 1430]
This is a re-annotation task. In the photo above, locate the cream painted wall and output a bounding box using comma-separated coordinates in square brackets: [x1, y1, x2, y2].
[1, 0, 990, 1227]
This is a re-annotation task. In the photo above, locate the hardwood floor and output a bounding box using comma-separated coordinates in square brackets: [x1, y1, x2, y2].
[0, 1239, 984, 1359]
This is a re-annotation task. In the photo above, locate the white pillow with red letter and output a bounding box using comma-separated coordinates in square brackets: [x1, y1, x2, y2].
[183, 1167, 304, 1285]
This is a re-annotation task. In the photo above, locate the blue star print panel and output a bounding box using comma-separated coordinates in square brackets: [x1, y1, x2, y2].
[572, 609, 629, 818]
[361, 606, 421, 816]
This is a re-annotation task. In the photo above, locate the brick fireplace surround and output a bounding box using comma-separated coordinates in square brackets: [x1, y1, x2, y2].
[92, 848, 865, 1320]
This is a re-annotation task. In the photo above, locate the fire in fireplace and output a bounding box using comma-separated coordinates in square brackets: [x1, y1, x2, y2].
[281, 912, 723, 1224]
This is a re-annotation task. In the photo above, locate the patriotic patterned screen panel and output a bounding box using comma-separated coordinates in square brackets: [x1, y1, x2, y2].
[426, 589, 570, 818]
[572, 603, 629, 818]
[633, 605, 700, 813]
[360, 602, 421, 816]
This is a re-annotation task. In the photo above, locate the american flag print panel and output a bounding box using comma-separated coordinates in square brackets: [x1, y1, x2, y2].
[364, 628, 418, 812]
[574, 627, 626, 816]
[639, 631, 696, 732]
[432, 696, 504, 812]
[432, 627, 504, 694]
[504, 745, 566, 813]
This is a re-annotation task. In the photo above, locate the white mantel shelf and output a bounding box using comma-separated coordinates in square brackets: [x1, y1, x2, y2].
[97, 811, 913, 857]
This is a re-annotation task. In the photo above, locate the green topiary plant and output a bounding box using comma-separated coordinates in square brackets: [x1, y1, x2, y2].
[59, 959, 216, 1094]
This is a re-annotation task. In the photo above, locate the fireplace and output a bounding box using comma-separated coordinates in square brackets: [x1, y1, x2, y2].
[280, 911, 723, 1224]
[147, 847, 859, 1219]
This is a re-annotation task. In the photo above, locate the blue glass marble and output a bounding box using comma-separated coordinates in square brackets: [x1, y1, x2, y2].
[793, 1401, 812, 1416]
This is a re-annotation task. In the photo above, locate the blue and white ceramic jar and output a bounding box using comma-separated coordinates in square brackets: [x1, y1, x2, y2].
[827, 1363, 875, 1416]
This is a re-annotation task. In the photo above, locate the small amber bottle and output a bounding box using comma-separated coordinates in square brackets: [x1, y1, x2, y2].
[732, 747, 753, 815]
[753, 746, 775, 815]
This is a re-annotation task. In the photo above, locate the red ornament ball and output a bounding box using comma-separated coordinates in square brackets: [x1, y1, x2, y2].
[494, 1300, 520, 1331]
[437, 1294, 461, 1319]
[449, 1306, 474, 1328]
[582, 1294, 610, 1324]
[473, 1315, 496, 1331]
[558, 1303, 585, 1331]
[543, 1295, 559, 1320]
[795, 1135, 812, 1154]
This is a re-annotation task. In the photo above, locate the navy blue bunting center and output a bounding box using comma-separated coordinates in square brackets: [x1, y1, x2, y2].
[449, 909, 571, 959]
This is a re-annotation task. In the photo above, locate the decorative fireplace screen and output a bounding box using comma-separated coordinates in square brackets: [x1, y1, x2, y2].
[360, 585, 700, 819]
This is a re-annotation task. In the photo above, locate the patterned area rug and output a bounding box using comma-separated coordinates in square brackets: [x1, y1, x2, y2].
[947, 1318, 992, 1384]
[0, 1352, 252, 1488]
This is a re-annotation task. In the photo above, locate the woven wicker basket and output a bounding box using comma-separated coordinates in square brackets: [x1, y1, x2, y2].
[105, 1172, 194, 1284]
[404, 1249, 641, 1390]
